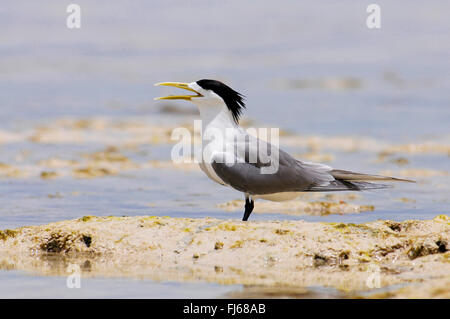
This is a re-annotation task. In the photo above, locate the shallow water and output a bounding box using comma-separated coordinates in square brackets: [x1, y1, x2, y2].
[0, 270, 240, 298]
[0, 0, 449, 298]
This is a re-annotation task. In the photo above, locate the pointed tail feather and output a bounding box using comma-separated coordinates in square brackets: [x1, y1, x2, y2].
[330, 169, 415, 183]
[307, 180, 391, 192]
[306, 169, 414, 192]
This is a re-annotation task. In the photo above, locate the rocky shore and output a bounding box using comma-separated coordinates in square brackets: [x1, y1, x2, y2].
[1, 214, 448, 298]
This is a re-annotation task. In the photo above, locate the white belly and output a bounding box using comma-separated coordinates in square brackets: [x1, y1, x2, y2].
[254, 192, 301, 202]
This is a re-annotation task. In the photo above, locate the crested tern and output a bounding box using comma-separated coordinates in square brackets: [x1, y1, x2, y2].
[155, 79, 413, 221]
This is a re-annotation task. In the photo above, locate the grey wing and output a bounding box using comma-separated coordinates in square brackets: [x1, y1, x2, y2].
[209, 133, 408, 195]
[210, 136, 335, 195]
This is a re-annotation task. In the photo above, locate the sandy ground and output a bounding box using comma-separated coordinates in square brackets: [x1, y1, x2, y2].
[1, 214, 448, 298]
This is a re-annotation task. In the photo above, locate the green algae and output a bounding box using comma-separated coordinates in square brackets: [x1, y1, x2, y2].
[274, 229, 291, 235]
[230, 240, 244, 249]
[0, 229, 18, 241]
[205, 222, 246, 232]
[40, 171, 59, 179]
[218, 223, 238, 231]
[79, 215, 96, 222]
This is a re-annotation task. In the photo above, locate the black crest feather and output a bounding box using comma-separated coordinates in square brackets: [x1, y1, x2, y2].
[196, 79, 246, 124]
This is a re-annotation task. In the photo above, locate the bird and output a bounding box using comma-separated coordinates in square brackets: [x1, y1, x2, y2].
[155, 79, 413, 221]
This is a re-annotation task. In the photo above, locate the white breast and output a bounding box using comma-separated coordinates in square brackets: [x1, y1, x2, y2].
[198, 160, 227, 186]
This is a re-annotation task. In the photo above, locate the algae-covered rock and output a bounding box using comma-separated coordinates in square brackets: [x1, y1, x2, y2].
[0, 215, 448, 298]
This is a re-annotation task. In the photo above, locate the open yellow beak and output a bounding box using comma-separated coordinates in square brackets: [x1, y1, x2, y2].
[154, 82, 203, 101]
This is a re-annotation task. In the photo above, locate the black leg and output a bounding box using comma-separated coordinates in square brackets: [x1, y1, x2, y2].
[242, 198, 254, 221]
